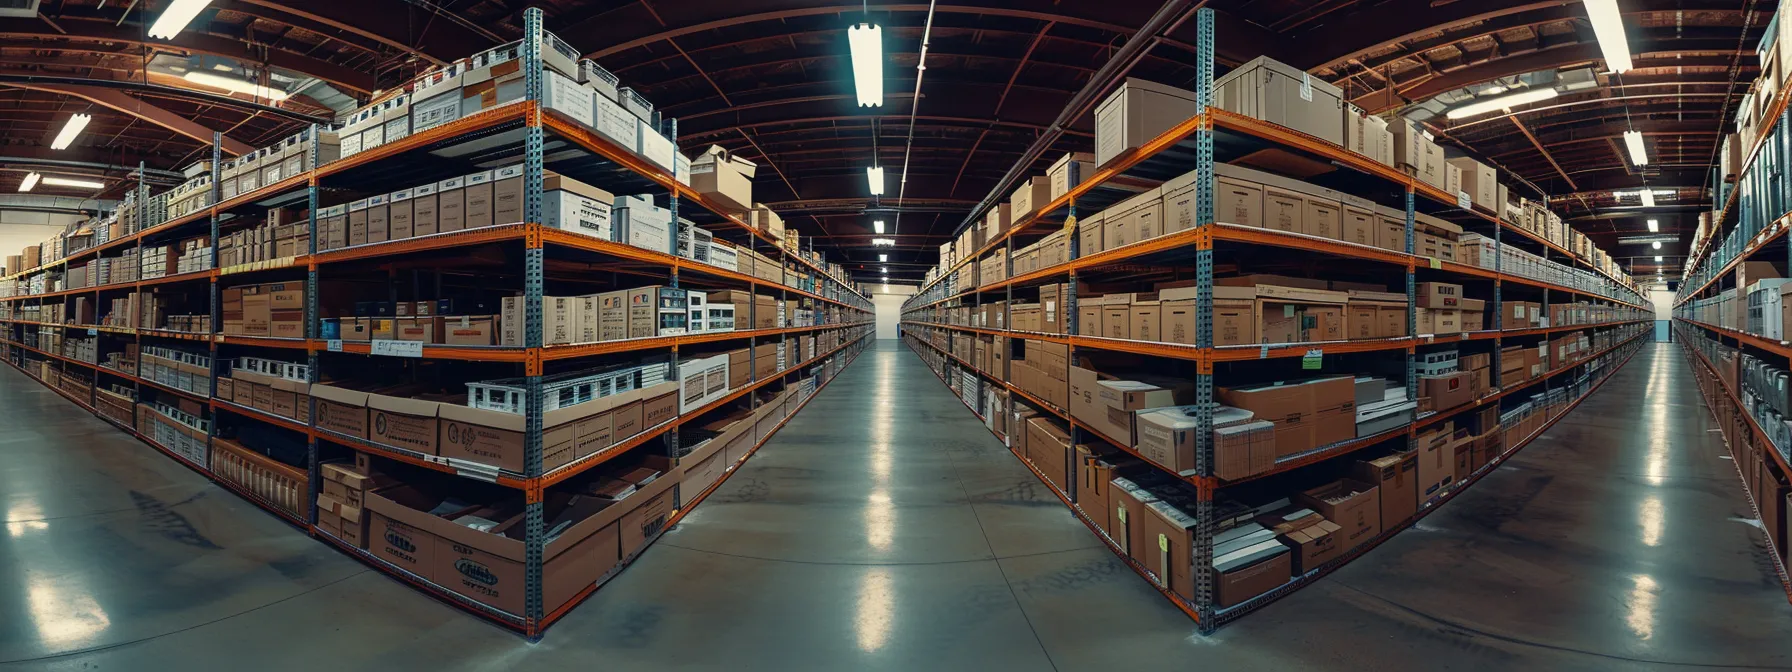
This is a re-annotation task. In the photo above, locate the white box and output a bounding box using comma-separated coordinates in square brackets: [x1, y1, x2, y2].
[640, 124, 675, 172]
[594, 94, 639, 153]
[542, 178, 615, 238]
[543, 69, 594, 128]
[1094, 78, 1201, 167]
[708, 242, 739, 271]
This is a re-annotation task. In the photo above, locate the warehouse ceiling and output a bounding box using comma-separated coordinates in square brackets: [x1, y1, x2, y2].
[0, 1, 1768, 284]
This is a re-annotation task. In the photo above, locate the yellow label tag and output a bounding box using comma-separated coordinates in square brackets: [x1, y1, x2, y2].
[1116, 506, 1126, 523]
[1158, 534, 1169, 553]
[1063, 215, 1077, 236]
[1429, 257, 1442, 269]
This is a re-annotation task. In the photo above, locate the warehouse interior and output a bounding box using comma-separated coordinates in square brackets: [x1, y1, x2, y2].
[1, 1, 1791, 669]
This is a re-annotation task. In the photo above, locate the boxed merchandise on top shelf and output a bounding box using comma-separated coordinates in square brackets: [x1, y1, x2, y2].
[218, 355, 312, 423]
[690, 145, 756, 214]
[1215, 56, 1346, 147]
[220, 127, 342, 201]
[161, 163, 214, 223]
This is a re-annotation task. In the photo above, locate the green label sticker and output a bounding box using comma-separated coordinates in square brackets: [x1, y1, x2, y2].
[1159, 534, 1170, 553]
[1302, 348, 1323, 370]
[1116, 506, 1126, 523]
[1284, 304, 1295, 317]
[1429, 257, 1442, 269]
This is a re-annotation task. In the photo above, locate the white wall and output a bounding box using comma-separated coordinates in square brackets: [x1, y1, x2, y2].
[0, 216, 78, 272]
[868, 283, 917, 339]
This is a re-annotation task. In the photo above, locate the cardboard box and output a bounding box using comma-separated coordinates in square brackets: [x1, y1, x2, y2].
[1352, 453, 1417, 531]
[1421, 371, 1472, 411]
[369, 393, 440, 455]
[1215, 542, 1290, 608]
[1416, 428, 1454, 501]
[1296, 479, 1381, 549]
[1094, 78, 1201, 167]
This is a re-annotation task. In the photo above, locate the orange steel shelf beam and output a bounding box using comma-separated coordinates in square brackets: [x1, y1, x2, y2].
[906, 223, 1648, 313]
[210, 398, 313, 435]
[905, 323, 1647, 491]
[1680, 318, 1792, 359]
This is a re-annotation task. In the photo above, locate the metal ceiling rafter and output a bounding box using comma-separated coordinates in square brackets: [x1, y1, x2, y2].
[4, 82, 253, 155]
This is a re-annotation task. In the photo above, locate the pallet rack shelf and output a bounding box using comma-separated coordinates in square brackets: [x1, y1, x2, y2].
[899, 8, 1649, 633]
[903, 328, 1644, 625]
[0, 7, 874, 640]
[1670, 15, 1792, 609]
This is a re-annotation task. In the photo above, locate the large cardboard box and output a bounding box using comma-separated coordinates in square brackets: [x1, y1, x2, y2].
[1214, 56, 1345, 146]
[1094, 78, 1202, 167]
[1416, 428, 1454, 502]
[369, 392, 440, 455]
[1447, 157, 1497, 212]
[690, 145, 757, 213]
[1296, 479, 1381, 549]
[1352, 453, 1417, 530]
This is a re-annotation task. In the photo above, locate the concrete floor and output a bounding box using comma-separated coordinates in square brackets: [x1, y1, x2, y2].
[1, 342, 1790, 670]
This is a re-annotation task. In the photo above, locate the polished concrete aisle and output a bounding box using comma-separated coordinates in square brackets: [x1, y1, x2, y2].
[2, 342, 1791, 670]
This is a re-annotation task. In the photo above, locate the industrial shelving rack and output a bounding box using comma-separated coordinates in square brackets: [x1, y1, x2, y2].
[899, 8, 1649, 632]
[1671, 35, 1792, 607]
[0, 7, 872, 639]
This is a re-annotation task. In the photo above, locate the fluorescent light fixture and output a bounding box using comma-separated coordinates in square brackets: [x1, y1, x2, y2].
[41, 176, 105, 189]
[1651, 241, 1661, 249]
[1623, 130, 1648, 166]
[873, 220, 885, 234]
[1646, 219, 1659, 232]
[1583, 0, 1634, 73]
[18, 172, 38, 192]
[867, 166, 885, 196]
[881, 267, 888, 274]
[872, 238, 895, 246]
[879, 254, 888, 262]
[149, 0, 213, 40]
[49, 114, 90, 150]
[183, 71, 290, 101]
[1641, 190, 1655, 207]
[1444, 88, 1560, 119]
[1655, 255, 1663, 262]
[848, 23, 884, 106]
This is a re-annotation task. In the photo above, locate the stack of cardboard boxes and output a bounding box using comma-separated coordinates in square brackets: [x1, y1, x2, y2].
[316, 458, 390, 548]
[217, 356, 311, 423]
[219, 128, 342, 201]
[313, 375, 679, 475]
[222, 282, 305, 338]
[220, 212, 311, 268]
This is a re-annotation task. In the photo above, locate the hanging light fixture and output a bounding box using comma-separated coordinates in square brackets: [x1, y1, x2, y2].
[183, 71, 290, 101]
[41, 176, 105, 189]
[1444, 88, 1560, 119]
[50, 114, 90, 150]
[879, 254, 887, 262]
[1583, 0, 1634, 73]
[871, 238, 895, 247]
[848, 23, 884, 107]
[149, 0, 213, 40]
[1647, 219, 1659, 232]
[1623, 130, 1648, 166]
[873, 220, 885, 234]
[867, 166, 885, 196]
[18, 172, 39, 192]
[1651, 241, 1661, 250]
